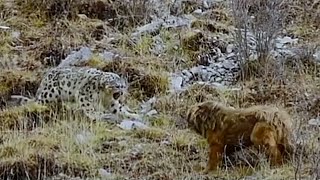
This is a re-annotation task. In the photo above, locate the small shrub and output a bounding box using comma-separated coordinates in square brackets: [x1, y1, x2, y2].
[108, 0, 152, 31]
[230, 0, 286, 80]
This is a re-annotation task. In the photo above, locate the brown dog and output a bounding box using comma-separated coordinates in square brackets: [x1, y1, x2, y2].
[186, 101, 294, 173]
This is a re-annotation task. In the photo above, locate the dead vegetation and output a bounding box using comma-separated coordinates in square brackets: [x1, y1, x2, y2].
[99, 57, 170, 101]
[0, 0, 319, 179]
[0, 70, 42, 108]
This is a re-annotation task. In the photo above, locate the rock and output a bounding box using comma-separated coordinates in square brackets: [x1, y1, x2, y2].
[169, 74, 183, 92]
[58, 47, 92, 67]
[174, 60, 239, 90]
[227, 44, 234, 53]
[140, 97, 157, 113]
[163, 15, 195, 29]
[117, 120, 149, 130]
[216, 77, 222, 82]
[308, 118, 320, 126]
[193, 9, 203, 15]
[131, 19, 164, 37]
[118, 140, 128, 147]
[202, 0, 224, 9]
[160, 140, 171, 146]
[149, 35, 166, 56]
[146, 109, 158, 116]
[275, 36, 299, 49]
[10, 95, 31, 105]
[313, 50, 320, 63]
[221, 60, 236, 70]
[149, 0, 171, 20]
[98, 51, 120, 62]
[130, 143, 144, 158]
[75, 131, 94, 145]
[98, 168, 113, 178]
[11, 31, 20, 39]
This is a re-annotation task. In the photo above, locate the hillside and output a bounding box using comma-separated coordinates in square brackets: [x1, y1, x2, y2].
[0, 0, 320, 179]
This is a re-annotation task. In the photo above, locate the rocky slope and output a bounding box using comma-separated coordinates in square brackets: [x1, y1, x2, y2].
[0, 0, 320, 179]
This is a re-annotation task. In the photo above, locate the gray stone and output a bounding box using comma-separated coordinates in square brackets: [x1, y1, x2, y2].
[216, 77, 222, 82]
[58, 47, 92, 67]
[130, 143, 145, 157]
[150, 35, 166, 56]
[217, 68, 225, 74]
[75, 131, 94, 145]
[275, 36, 299, 49]
[98, 168, 113, 178]
[99, 51, 119, 62]
[131, 19, 164, 37]
[149, 0, 171, 20]
[140, 97, 157, 114]
[193, 9, 203, 15]
[146, 109, 158, 116]
[163, 15, 195, 29]
[313, 50, 320, 63]
[170, 74, 183, 92]
[308, 118, 320, 126]
[11, 31, 20, 39]
[203, 0, 224, 9]
[117, 120, 148, 130]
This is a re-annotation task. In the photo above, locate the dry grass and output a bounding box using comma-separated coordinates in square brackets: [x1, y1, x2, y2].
[0, 109, 312, 179]
[0, 70, 42, 108]
[0, 0, 319, 179]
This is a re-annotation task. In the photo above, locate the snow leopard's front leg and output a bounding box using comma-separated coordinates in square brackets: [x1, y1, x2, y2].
[77, 89, 120, 123]
[108, 90, 141, 120]
[99, 73, 141, 120]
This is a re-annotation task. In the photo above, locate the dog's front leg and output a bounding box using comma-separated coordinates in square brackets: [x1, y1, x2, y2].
[204, 143, 224, 174]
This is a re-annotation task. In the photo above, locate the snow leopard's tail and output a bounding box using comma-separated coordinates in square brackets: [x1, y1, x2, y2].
[10, 95, 36, 105]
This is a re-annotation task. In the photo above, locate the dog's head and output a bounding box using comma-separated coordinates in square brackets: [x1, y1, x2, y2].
[186, 101, 224, 137]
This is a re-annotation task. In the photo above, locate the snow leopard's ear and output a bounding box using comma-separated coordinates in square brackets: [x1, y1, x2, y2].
[99, 72, 127, 90]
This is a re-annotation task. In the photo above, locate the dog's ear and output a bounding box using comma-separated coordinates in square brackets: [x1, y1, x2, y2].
[186, 107, 194, 125]
[197, 103, 214, 121]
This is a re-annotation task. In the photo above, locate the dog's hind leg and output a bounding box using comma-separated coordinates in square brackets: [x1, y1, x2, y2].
[250, 122, 283, 167]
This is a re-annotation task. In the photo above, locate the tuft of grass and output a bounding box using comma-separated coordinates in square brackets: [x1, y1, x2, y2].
[130, 70, 169, 101]
[0, 102, 49, 130]
[130, 128, 168, 142]
[191, 20, 230, 34]
[181, 30, 204, 52]
[101, 57, 170, 101]
[0, 70, 42, 103]
[0, 29, 14, 55]
[132, 34, 154, 56]
[149, 115, 175, 128]
[83, 53, 107, 69]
